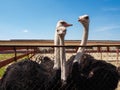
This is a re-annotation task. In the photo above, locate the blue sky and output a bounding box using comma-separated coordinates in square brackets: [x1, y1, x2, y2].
[0, 0, 120, 40]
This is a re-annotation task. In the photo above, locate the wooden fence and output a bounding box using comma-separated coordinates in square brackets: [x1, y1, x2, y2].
[0, 45, 120, 68]
[0, 46, 37, 68]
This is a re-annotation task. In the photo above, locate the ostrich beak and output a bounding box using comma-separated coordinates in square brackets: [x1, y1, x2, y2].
[78, 18, 81, 22]
[65, 23, 73, 27]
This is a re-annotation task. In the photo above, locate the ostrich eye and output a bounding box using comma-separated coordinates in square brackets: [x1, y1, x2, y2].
[57, 30, 59, 32]
[85, 16, 89, 19]
[61, 22, 66, 25]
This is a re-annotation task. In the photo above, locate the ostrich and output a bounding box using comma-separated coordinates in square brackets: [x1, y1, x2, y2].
[34, 20, 72, 82]
[35, 20, 72, 83]
[45, 20, 72, 89]
[65, 15, 90, 90]
[53, 20, 72, 82]
[66, 15, 119, 90]
[35, 20, 72, 82]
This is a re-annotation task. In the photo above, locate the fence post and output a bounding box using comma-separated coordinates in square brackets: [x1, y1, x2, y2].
[97, 47, 100, 52]
[34, 47, 37, 55]
[75, 47, 79, 52]
[97, 46, 102, 60]
[116, 47, 119, 64]
[107, 46, 109, 60]
[26, 47, 29, 59]
[14, 47, 17, 62]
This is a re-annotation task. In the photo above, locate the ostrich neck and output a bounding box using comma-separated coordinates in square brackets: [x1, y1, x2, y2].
[59, 35, 67, 81]
[59, 35, 64, 45]
[53, 31, 60, 69]
[74, 24, 89, 63]
[54, 32, 59, 45]
[78, 25, 89, 53]
[80, 26, 89, 46]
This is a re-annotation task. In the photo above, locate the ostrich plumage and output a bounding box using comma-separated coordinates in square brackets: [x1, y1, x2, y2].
[66, 54, 119, 90]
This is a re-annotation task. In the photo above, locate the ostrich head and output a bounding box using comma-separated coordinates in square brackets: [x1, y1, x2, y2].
[78, 15, 89, 28]
[56, 20, 72, 37]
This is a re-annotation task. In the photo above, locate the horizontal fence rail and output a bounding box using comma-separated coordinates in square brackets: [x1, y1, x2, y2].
[0, 46, 36, 68]
[0, 45, 120, 68]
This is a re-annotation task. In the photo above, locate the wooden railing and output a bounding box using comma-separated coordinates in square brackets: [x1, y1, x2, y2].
[0, 46, 37, 68]
[0, 45, 120, 68]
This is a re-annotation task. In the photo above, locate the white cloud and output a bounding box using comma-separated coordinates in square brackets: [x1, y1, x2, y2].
[23, 29, 29, 33]
[96, 25, 120, 32]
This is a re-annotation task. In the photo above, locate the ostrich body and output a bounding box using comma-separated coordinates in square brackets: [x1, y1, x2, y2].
[0, 60, 49, 90]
